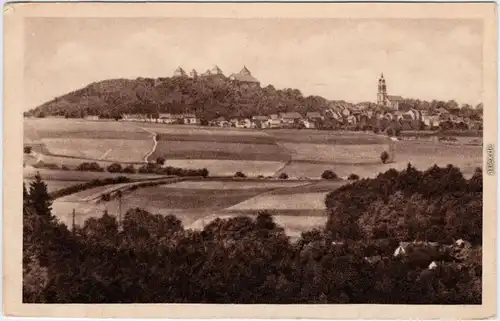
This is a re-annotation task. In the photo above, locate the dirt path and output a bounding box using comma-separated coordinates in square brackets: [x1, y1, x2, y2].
[136, 126, 158, 163]
[98, 148, 113, 160]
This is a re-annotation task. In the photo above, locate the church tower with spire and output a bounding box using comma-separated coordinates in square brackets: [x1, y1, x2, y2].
[377, 73, 387, 106]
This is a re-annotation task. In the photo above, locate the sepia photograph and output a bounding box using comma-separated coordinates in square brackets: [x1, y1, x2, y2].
[4, 2, 497, 319]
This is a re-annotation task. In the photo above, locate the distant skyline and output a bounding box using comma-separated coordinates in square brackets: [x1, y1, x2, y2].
[24, 18, 483, 110]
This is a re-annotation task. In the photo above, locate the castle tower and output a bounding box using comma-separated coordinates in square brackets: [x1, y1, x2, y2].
[377, 73, 387, 106]
[190, 69, 198, 78]
[240, 65, 251, 75]
[173, 67, 188, 78]
[210, 65, 224, 76]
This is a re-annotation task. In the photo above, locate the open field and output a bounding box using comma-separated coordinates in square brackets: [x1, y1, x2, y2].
[50, 178, 339, 237]
[25, 118, 151, 139]
[266, 129, 390, 144]
[277, 139, 482, 179]
[150, 141, 289, 162]
[25, 119, 482, 180]
[24, 118, 153, 164]
[42, 138, 152, 162]
[145, 124, 290, 170]
[281, 143, 387, 164]
[227, 192, 328, 211]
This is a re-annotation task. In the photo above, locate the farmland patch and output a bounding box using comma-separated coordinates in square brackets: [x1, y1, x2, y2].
[42, 138, 153, 163]
[24, 118, 150, 140]
[267, 129, 388, 144]
[227, 192, 328, 211]
[282, 143, 388, 164]
[149, 141, 289, 162]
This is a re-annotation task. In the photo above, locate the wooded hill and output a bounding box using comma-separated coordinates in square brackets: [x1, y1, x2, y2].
[27, 76, 346, 121]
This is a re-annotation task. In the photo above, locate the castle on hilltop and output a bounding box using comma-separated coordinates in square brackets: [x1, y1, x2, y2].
[173, 65, 261, 88]
[377, 73, 403, 110]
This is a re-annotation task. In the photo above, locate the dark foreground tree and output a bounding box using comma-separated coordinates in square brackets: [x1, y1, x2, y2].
[28, 173, 53, 220]
[380, 151, 390, 164]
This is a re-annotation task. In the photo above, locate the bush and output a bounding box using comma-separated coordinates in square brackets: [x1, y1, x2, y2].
[49, 176, 131, 199]
[138, 163, 160, 174]
[107, 163, 123, 173]
[60, 165, 70, 171]
[33, 162, 60, 170]
[156, 157, 166, 165]
[76, 162, 104, 172]
[348, 173, 360, 180]
[234, 171, 246, 178]
[24, 146, 32, 154]
[321, 170, 338, 180]
[100, 193, 111, 202]
[279, 173, 289, 179]
[380, 151, 390, 164]
[122, 165, 136, 174]
[200, 168, 209, 178]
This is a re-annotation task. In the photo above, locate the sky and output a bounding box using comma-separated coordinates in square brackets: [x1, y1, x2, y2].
[24, 18, 483, 110]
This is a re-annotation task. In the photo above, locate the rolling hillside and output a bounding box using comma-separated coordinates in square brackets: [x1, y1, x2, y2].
[27, 76, 348, 121]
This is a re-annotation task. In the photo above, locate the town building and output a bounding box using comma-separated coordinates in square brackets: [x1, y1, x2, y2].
[183, 114, 200, 125]
[252, 115, 269, 129]
[84, 115, 99, 121]
[377, 73, 403, 110]
[279, 112, 302, 126]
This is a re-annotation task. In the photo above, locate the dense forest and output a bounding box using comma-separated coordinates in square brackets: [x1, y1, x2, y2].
[27, 77, 336, 121]
[23, 164, 482, 304]
[26, 76, 483, 121]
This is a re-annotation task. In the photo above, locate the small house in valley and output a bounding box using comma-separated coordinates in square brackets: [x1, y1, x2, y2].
[252, 115, 269, 129]
[280, 112, 302, 126]
[183, 114, 200, 125]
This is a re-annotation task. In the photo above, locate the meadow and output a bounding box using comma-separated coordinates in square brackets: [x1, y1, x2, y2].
[25, 118, 482, 181]
[39, 118, 482, 238]
[24, 118, 153, 164]
[50, 178, 334, 237]
[150, 141, 289, 162]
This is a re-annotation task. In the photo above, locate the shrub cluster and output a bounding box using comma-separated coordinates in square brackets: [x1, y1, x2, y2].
[234, 171, 246, 178]
[49, 176, 130, 199]
[138, 163, 209, 177]
[76, 162, 104, 172]
[279, 173, 289, 179]
[321, 170, 338, 180]
[33, 162, 61, 170]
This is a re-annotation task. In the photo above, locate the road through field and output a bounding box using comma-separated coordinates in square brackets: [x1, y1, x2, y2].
[137, 126, 158, 163]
